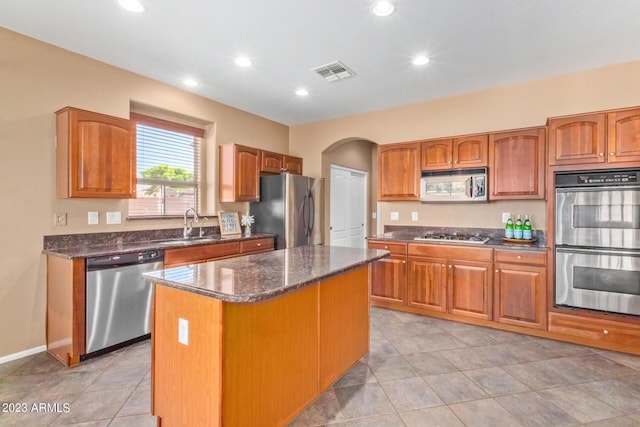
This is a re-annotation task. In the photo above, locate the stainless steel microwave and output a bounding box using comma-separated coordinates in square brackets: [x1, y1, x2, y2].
[420, 167, 488, 203]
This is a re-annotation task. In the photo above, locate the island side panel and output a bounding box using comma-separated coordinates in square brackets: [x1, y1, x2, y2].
[152, 285, 223, 427]
[222, 284, 320, 427]
[319, 266, 370, 390]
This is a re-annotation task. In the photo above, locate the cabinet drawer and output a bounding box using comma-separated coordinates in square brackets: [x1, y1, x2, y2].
[495, 250, 546, 266]
[165, 242, 240, 267]
[240, 238, 274, 254]
[367, 240, 407, 255]
[408, 243, 493, 262]
[549, 312, 640, 347]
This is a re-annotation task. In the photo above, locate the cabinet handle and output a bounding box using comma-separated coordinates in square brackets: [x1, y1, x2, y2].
[257, 243, 261, 246]
[517, 255, 522, 259]
[449, 265, 452, 268]
[599, 152, 604, 157]
[402, 260, 406, 264]
[603, 329, 609, 335]
[609, 152, 615, 156]
[384, 246, 389, 249]
[495, 269, 499, 273]
[441, 264, 445, 267]
[448, 161, 452, 164]
[453, 161, 458, 164]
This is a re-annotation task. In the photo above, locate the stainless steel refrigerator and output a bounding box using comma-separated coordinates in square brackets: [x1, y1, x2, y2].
[250, 173, 324, 249]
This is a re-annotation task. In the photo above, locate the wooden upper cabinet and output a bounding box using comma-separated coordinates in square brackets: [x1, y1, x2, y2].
[489, 127, 546, 200]
[607, 107, 640, 164]
[56, 107, 136, 198]
[453, 135, 488, 168]
[259, 150, 283, 174]
[219, 144, 260, 202]
[282, 155, 303, 174]
[421, 139, 452, 170]
[259, 151, 303, 175]
[378, 142, 420, 201]
[548, 113, 606, 166]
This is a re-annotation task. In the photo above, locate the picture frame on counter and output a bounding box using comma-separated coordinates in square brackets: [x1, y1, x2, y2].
[218, 211, 242, 236]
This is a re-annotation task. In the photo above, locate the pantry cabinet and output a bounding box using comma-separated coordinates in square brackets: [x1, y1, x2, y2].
[377, 142, 420, 201]
[219, 144, 260, 202]
[493, 250, 547, 330]
[368, 240, 407, 305]
[548, 107, 640, 166]
[56, 107, 136, 198]
[489, 127, 546, 200]
[420, 135, 488, 170]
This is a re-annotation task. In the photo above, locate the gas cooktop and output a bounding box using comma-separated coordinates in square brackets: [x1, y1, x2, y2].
[413, 233, 490, 244]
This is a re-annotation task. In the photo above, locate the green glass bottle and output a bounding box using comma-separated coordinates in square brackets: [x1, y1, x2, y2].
[505, 216, 514, 239]
[523, 214, 532, 240]
[514, 215, 523, 239]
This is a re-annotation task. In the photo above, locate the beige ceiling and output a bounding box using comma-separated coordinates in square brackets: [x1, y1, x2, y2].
[2, 0, 640, 125]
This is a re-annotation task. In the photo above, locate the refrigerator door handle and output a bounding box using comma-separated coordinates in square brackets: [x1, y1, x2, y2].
[302, 193, 308, 234]
[308, 191, 315, 237]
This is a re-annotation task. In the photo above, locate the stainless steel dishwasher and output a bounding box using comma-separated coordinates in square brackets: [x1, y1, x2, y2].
[85, 250, 164, 356]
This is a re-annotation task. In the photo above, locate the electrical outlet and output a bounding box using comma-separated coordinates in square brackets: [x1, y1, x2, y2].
[390, 212, 399, 221]
[178, 318, 189, 345]
[106, 211, 121, 224]
[411, 211, 419, 221]
[371, 212, 377, 219]
[88, 211, 99, 225]
[54, 212, 67, 226]
[502, 212, 511, 223]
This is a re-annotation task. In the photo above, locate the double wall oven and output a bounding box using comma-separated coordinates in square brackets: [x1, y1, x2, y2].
[555, 168, 640, 316]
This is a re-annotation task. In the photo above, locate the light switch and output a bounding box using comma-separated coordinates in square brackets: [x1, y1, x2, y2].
[178, 318, 189, 345]
[88, 211, 99, 225]
[106, 211, 122, 224]
[411, 211, 419, 221]
[371, 212, 377, 219]
[390, 212, 399, 221]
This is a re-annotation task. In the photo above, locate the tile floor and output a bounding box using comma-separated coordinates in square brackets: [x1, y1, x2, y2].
[1, 307, 640, 426]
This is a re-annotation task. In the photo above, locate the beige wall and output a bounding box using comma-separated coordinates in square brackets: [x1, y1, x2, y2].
[290, 60, 640, 232]
[0, 29, 289, 358]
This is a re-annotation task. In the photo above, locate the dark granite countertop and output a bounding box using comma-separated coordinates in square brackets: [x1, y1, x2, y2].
[143, 245, 390, 303]
[43, 233, 276, 259]
[368, 229, 548, 252]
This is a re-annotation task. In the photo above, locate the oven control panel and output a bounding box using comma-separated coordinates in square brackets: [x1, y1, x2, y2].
[556, 169, 639, 187]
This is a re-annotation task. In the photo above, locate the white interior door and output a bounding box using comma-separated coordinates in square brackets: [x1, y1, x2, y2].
[330, 165, 367, 248]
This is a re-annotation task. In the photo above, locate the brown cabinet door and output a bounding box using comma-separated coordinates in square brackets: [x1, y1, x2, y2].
[370, 255, 407, 304]
[448, 261, 492, 320]
[548, 113, 606, 166]
[494, 263, 546, 330]
[219, 144, 260, 202]
[57, 107, 136, 198]
[377, 142, 420, 201]
[420, 139, 452, 170]
[489, 127, 545, 200]
[607, 108, 640, 164]
[282, 155, 303, 174]
[408, 257, 447, 312]
[452, 135, 488, 168]
[259, 150, 284, 174]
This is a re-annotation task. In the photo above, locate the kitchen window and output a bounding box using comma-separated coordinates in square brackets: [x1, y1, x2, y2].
[128, 113, 204, 217]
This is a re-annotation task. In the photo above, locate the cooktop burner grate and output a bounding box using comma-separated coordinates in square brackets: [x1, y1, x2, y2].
[413, 233, 490, 244]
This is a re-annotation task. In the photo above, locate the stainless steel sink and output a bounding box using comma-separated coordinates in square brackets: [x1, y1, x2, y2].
[156, 237, 220, 246]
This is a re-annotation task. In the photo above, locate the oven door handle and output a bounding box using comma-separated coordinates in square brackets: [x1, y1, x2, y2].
[556, 247, 640, 257]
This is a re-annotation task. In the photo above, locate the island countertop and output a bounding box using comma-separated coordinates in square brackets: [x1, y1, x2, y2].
[143, 245, 390, 303]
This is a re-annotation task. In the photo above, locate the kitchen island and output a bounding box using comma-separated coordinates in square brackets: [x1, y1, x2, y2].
[144, 245, 389, 427]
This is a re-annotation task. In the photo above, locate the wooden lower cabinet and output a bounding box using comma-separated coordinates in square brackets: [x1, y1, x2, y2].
[494, 263, 546, 330]
[408, 257, 447, 312]
[407, 244, 493, 320]
[549, 312, 640, 350]
[368, 240, 407, 305]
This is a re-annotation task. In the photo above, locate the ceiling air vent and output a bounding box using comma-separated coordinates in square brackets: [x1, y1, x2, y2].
[312, 61, 355, 82]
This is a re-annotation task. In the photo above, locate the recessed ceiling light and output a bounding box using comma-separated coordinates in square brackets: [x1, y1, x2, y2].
[119, 0, 144, 13]
[412, 55, 430, 66]
[235, 57, 252, 67]
[372, 1, 396, 17]
[183, 78, 198, 87]
[295, 89, 309, 96]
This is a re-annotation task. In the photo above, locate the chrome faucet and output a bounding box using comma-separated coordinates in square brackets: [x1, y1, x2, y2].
[183, 208, 200, 238]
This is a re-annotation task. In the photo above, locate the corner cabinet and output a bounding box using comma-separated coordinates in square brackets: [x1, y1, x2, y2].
[377, 142, 420, 201]
[56, 107, 136, 198]
[219, 144, 260, 202]
[489, 127, 546, 200]
[421, 135, 488, 170]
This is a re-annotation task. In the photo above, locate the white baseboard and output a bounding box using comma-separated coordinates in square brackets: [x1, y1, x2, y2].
[0, 345, 47, 365]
